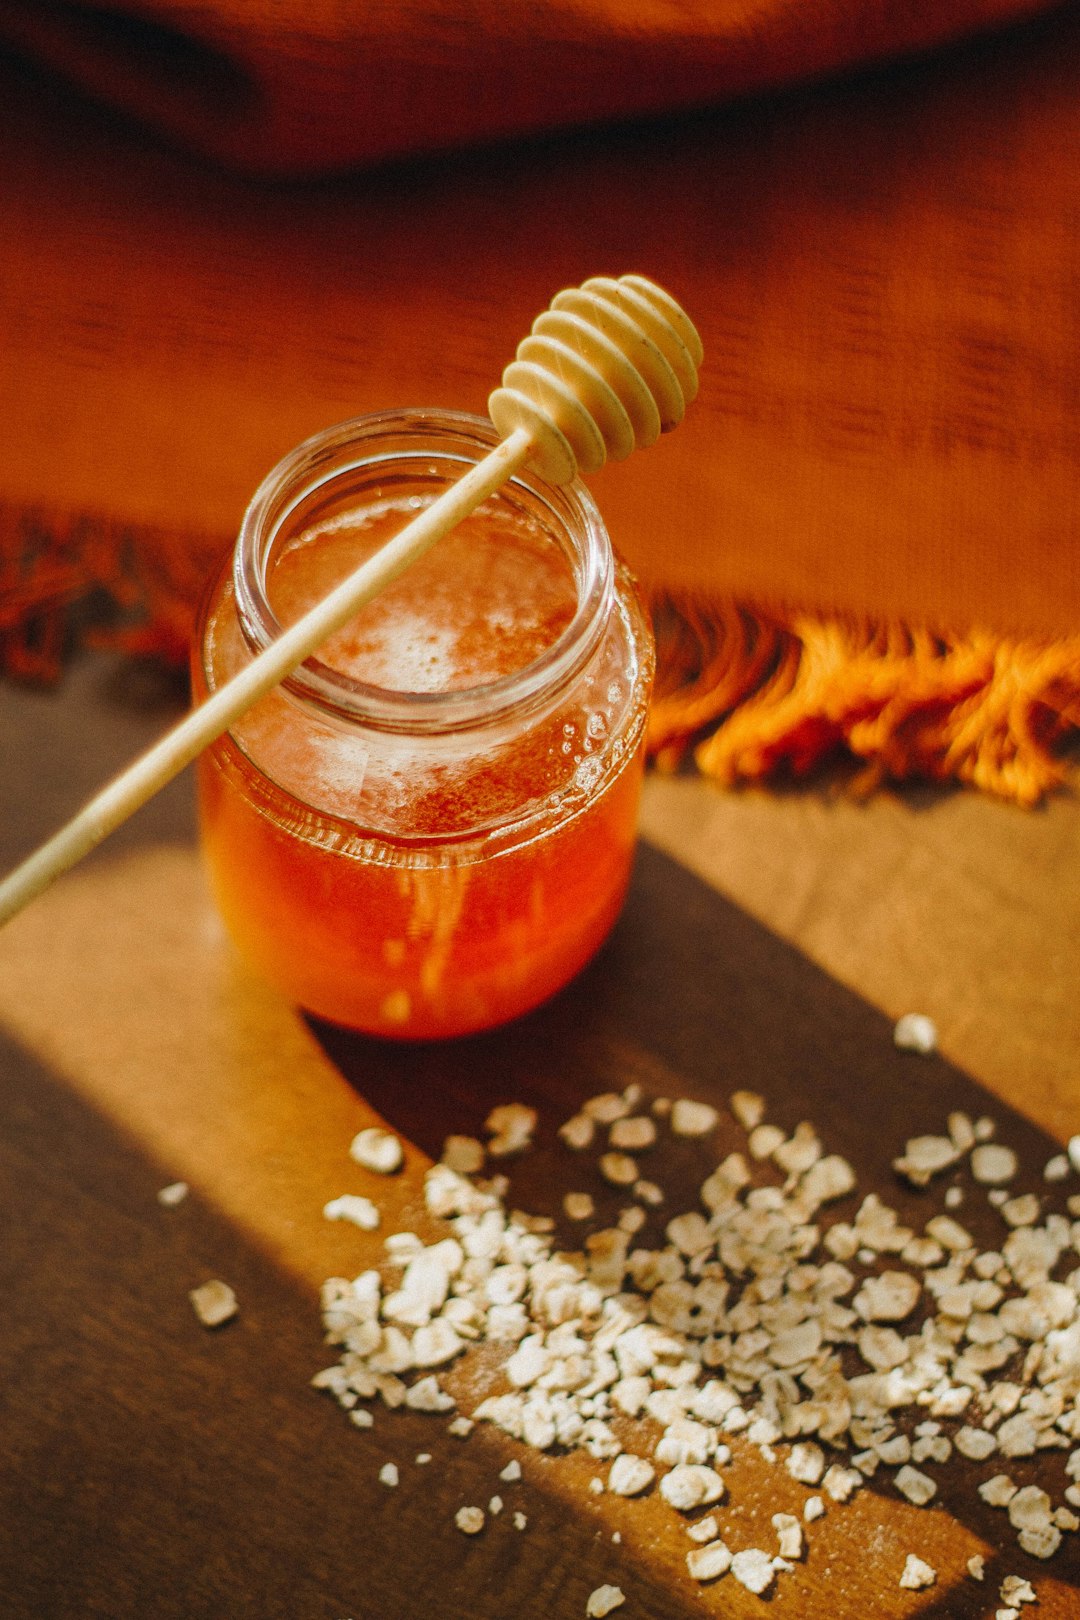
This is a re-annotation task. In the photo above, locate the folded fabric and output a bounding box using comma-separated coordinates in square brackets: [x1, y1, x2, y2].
[1, 1, 1078, 803]
[0, 0, 1055, 174]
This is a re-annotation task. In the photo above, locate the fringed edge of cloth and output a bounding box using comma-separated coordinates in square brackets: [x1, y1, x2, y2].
[647, 589, 1080, 807]
[2, 504, 1078, 808]
[0, 501, 226, 682]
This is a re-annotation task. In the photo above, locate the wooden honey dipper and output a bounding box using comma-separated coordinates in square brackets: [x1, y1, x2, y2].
[0, 274, 702, 926]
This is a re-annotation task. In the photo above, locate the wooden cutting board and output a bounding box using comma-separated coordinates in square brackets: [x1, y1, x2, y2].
[0, 654, 1077, 1616]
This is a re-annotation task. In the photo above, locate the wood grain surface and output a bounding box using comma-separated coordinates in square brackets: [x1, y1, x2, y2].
[0, 654, 1078, 1616]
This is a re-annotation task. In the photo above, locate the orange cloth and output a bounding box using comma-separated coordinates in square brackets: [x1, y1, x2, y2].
[1, 0, 1078, 799]
[0, 0, 1053, 175]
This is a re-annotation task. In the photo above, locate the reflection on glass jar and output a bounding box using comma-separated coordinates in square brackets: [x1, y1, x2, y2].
[193, 409, 654, 1040]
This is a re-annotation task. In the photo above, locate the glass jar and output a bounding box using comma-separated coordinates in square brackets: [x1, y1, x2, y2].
[193, 408, 654, 1040]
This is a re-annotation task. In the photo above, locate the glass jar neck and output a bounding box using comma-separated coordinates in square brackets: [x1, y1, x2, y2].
[232, 408, 615, 737]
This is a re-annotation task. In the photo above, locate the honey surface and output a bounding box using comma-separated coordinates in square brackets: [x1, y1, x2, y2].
[198, 499, 650, 1036]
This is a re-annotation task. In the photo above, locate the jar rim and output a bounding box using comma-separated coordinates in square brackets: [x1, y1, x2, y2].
[232, 408, 615, 735]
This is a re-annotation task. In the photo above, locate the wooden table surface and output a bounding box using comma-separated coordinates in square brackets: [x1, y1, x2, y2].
[0, 652, 1078, 1618]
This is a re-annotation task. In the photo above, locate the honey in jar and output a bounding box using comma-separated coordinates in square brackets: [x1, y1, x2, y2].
[194, 409, 654, 1039]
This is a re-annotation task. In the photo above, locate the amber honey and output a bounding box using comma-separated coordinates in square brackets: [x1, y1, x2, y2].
[194, 410, 653, 1039]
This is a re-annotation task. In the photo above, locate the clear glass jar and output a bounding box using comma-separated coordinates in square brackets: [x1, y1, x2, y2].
[193, 408, 654, 1040]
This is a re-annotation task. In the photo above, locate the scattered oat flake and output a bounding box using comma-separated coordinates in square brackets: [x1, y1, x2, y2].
[157, 1180, 189, 1207]
[912, 1435, 951, 1466]
[1008, 1485, 1053, 1534]
[854, 1270, 920, 1322]
[1000, 1575, 1037, 1606]
[875, 1435, 911, 1466]
[804, 1497, 825, 1523]
[895, 1466, 937, 1506]
[610, 1115, 657, 1151]
[323, 1194, 380, 1230]
[1067, 1135, 1080, 1174]
[559, 1114, 596, 1151]
[967, 1555, 986, 1581]
[787, 1443, 826, 1485]
[633, 1179, 664, 1206]
[660, 1465, 725, 1511]
[893, 1135, 959, 1183]
[899, 1555, 936, 1590]
[379, 1463, 399, 1487]
[608, 1454, 655, 1496]
[1019, 1525, 1061, 1560]
[729, 1091, 766, 1131]
[666, 1211, 712, 1256]
[687, 1514, 720, 1544]
[189, 1279, 237, 1328]
[948, 1111, 976, 1151]
[670, 1099, 719, 1136]
[955, 1426, 996, 1461]
[894, 1012, 937, 1053]
[599, 1152, 638, 1186]
[971, 1143, 1019, 1185]
[980, 1475, 1018, 1508]
[585, 1584, 625, 1616]
[441, 1134, 485, 1174]
[404, 1374, 455, 1411]
[823, 1465, 861, 1503]
[583, 1092, 632, 1124]
[687, 1540, 732, 1582]
[770, 1318, 823, 1367]
[514, 1511, 528, 1530]
[802, 1152, 856, 1203]
[730, 1549, 776, 1596]
[772, 1513, 803, 1560]
[486, 1103, 537, 1156]
[1001, 1193, 1040, 1227]
[350, 1127, 403, 1174]
[500, 1459, 522, 1482]
[564, 1192, 595, 1221]
[924, 1214, 973, 1250]
[455, 1506, 485, 1535]
[748, 1123, 786, 1159]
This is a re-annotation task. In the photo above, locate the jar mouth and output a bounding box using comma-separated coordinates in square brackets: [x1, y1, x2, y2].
[233, 408, 615, 736]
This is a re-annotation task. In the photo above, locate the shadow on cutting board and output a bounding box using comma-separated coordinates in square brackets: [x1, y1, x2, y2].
[0, 1014, 714, 1620]
[0, 837, 1076, 1616]
[310, 840, 1080, 1615]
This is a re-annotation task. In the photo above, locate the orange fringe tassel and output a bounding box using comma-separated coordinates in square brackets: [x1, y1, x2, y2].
[0, 501, 225, 683]
[648, 590, 1080, 806]
[2, 507, 1078, 807]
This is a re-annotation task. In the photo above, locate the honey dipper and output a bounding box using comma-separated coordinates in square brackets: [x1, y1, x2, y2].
[0, 274, 702, 926]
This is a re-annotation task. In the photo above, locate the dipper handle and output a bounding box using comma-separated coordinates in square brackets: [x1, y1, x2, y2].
[0, 274, 701, 927]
